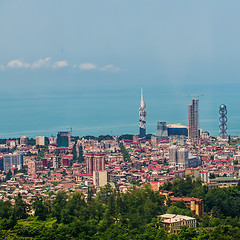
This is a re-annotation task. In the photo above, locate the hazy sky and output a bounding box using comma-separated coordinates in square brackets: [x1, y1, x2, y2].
[1, 1, 240, 92]
[0, 1, 240, 137]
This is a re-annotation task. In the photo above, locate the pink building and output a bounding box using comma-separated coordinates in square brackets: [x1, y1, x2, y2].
[85, 153, 105, 174]
[28, 161, 43, 176]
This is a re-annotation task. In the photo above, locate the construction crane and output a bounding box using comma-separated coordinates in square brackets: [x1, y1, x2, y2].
[67, 127, 72, 134]
[184, 94, 203, 98]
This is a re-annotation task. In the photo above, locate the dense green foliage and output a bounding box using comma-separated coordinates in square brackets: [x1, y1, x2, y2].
[72, 143, 78, 163]
[80, 135, 113, 141]
[78, 144, 85, 163]
[0, 185, 168, 239]
[160, 176, 240, 218]
[119, 142, 131, 162]
[119, 134, 134, 140]
[72, 142, 85, 164]
[97, 135, 113, 141]
[2, 179, 240, 239]
[81, 135, 96, 140]
[36, 146, 47, 161]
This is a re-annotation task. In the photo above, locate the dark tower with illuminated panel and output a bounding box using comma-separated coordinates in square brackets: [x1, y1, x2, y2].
[139, 88, 146, 140]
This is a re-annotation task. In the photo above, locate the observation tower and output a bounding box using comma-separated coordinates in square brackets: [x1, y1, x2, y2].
[219, 104, 227, 139]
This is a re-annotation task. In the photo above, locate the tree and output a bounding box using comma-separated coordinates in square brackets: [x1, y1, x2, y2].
[78, 144, 85, 163]
[233, 160, 238, 165]
[52, 190, 67, 223]
[119, 143, 131, 162]
[66, 191, 86, 218]
[81, 135, 96, 140]
[5, 170, 12, 181]
[97, 135, 113, 141]
[177, 226, 197, 240]
[209, 173, 216, 179]
[13, 194, 29, 220]
[87, 187, 93, 202]
[72, 143, 77, 164]
[0, 200, 12, 219]
[119, 134, 133, 141]
[32, 195, 48, 220]
[167, 205, 192, 217]
[16, 167, 27, 175]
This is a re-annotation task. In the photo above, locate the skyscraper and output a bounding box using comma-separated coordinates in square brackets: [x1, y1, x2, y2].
[169, 145, 178, 167]
[139, 88, 146, 140]
[187, 98, 199, 141]
[178, 148, 189, 169]
[3, 154, 23, 172]
[156, 121, 168, 139]
[169, 146, 189, 170]
[57, 131, 71, 147]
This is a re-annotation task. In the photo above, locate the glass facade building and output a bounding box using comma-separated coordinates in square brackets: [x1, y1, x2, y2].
[156, 121, 168, 139]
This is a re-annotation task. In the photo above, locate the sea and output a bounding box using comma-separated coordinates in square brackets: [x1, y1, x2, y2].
[0, 83, 239, 139]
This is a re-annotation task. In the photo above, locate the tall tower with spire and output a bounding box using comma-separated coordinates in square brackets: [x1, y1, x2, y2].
[139, 88, 146, 140]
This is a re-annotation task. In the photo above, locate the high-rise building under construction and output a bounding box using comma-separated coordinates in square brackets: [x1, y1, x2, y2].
[187, 98, 199, 141]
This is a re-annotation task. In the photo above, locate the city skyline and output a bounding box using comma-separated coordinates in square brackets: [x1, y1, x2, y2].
[0, 90, 234, 139]
[0, 2, 240, 238]
[1, 1, 240, 137]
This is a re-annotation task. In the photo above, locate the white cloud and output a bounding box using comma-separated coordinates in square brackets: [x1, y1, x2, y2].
[79, 63, 97, 70]
[100, 64, 120, 72]
[52, 60, 68, 68]
[31, 57, 51, 69]
[5, 58, 121, 72]
[79, 63, 120, 72]
[7, 59, 30, 68]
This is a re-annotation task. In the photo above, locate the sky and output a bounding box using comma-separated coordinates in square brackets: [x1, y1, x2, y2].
[0, 1, 240, 137]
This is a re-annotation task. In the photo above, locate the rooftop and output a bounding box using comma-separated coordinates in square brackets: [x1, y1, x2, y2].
[167, 123, 188, 129]
[160, 214, 195, 223]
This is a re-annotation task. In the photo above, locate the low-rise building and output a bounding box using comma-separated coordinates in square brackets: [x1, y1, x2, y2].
[160, 214, 197, 233]
[208, 177, 239, 188]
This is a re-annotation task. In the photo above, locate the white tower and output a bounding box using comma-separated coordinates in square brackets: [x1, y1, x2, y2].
[139, 88, 146, 140]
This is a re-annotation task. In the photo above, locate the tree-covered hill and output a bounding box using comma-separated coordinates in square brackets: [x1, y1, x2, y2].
[1, 180, 240, 239]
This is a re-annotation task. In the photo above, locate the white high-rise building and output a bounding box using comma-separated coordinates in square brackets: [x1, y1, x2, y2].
[169, 146, 189, 170]
[93, 170, 107, 187]
[178, 148, 189, 169]
[3, 154, 23, 172]
[169, 145, 178, 167]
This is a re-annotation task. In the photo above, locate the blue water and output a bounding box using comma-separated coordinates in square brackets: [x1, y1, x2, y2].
[0, 83, 239, 138]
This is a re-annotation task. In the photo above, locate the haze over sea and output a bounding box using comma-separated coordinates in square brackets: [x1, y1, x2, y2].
[1, 1, 240, 138]
[0, 82, 239, 138]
